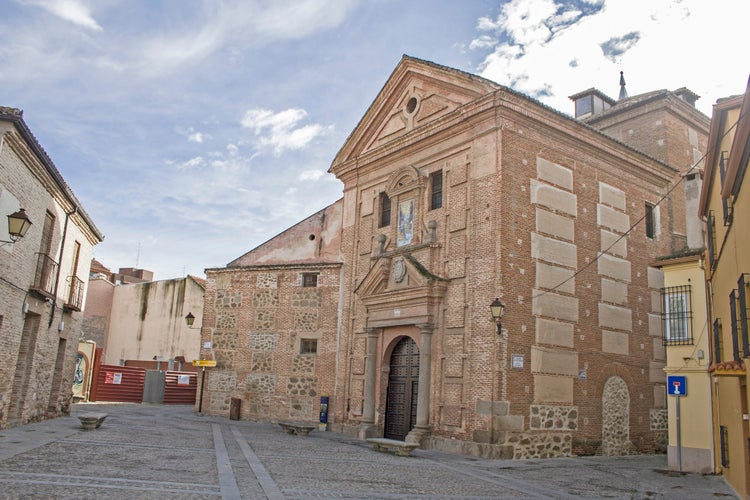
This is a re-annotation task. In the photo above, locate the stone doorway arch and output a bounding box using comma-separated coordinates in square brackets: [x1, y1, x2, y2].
[599, 375, 636, 455]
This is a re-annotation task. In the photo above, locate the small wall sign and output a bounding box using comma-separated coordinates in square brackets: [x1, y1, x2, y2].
[511, 354, 524, 369]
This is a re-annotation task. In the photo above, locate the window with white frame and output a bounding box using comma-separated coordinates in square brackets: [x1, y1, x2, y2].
[661, 285, 692, 345]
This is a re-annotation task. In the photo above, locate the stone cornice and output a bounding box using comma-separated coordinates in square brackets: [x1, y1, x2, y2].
[207, 261, 342, 274]
[332, 94, 494, 184]
[586, 92, 710, 132]
[334, 84, 677, 191]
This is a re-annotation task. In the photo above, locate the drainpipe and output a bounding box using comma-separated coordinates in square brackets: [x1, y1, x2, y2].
[48, 207, 77, 329]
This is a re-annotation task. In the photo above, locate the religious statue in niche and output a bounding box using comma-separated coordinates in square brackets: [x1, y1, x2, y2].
[397, 199, 414, 246]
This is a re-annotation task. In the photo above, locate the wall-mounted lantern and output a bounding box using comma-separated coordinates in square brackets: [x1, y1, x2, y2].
[2, 208, 32, 244]
[490, 297, 505, 335]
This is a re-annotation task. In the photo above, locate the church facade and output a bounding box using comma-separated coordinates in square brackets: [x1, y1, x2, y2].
[200, 56, 708, 459]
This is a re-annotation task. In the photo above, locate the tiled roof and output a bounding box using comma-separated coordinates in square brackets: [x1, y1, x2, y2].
[708, 360, 746, 375]
[0, 106, 104, 241]
[188, 275, 207, 289]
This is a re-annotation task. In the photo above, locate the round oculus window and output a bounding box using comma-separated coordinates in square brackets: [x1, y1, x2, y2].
[406, 96, 418, 114]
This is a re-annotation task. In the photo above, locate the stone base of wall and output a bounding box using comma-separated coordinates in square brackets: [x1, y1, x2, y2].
[652, 430, 667, 453]
[329, 422, 664, 461]
[332, 423, 514, 459]
[596, 437, 637, 456]
[572, 438, 601, 456]
[427, 435, 514, 459]
[506, 432, 573, 459]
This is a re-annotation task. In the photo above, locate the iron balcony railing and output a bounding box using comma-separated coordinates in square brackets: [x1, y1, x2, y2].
[65, 275, 84, 311]
[31, 253, 57, 298]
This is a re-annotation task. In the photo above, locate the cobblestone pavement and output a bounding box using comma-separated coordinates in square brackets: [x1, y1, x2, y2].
[0, 403, 738, 499]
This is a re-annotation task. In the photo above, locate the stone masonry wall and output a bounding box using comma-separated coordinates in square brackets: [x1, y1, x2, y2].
[201, 265, 340, 423]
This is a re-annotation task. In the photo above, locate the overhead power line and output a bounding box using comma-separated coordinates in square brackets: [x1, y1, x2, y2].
[530, 110, 744, 300]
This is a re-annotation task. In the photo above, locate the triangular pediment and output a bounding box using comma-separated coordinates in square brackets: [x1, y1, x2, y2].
[330, 55, 499, 171]
[355, 253, 446, 300]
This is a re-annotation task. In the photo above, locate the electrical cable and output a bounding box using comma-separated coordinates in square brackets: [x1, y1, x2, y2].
[530, 108, 745, 300]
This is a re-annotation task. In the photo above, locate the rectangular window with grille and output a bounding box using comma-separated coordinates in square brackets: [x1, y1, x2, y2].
[300, 338, 318, 355]
[719, 152, 734, 225]
[714, 319, 723, 364]
[430, 170, 443, 210]
[707, 211, 717, 269]
[730, 289, 742, 361]
[661, 285, 692, 345]
[302, 273, 318, 288]
[720, 426, 729, 468]
[740, 274, 750, 358]
[379, 192, 391, 228]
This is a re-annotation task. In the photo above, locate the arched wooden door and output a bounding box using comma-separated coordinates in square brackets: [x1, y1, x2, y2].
[384, 337, 419, 440]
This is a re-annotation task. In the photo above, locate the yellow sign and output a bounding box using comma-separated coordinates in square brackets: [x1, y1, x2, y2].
[192, 360, 217, 367]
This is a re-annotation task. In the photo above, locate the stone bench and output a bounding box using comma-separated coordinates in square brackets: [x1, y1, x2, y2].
[367, 438, 419, 456]
[78, 413, 108, 430]
[278, 421, 316, 436]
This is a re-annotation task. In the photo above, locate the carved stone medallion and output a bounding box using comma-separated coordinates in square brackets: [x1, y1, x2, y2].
[391, 257, 407, 284]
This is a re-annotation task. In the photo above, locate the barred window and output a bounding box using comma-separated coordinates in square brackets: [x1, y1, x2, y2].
[739, 274, 750, 358]
[707, 211, 717, 269]
[661, 285, 692, 345]
[729, 290, 746, 361]
[719, 152, 734, 226]
[302, 273, 318, 288]
[300, 338, 318, 355]
[720, 426, 729, 468]
[713, 318, 723, 364]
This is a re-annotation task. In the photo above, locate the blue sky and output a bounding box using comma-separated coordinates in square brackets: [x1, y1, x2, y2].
[1, 0, 747, 280]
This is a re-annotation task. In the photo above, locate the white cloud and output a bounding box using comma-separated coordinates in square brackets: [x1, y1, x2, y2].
[298, 169, 325, 181]
[241, 108, 307, 134]
[21, 0, 102, 31]
[241, 108, 331, 156]
[180, 156, 205, 169]
[496, 0, 557, 46]
[134, 0, 357, 77]
[473, 0, 750, 116]
[469, 35, 495, 50]
[188, 132, 204, 143]
[476, 16, 498, 31]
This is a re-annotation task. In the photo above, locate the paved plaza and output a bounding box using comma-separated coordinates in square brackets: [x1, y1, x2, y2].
[0, 403, 738, 499]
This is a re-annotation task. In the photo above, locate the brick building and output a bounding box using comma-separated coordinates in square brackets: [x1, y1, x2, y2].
[0, 107, 103, 428]
[199, 56, 708, 459]
[202, 202, 343, 421]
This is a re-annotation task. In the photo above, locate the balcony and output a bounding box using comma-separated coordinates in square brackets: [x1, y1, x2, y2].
[64, 275, 84, 312]
[30, 253, 57, 299]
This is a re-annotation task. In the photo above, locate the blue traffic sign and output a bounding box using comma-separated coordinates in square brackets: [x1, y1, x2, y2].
[668, 375, 687, 396]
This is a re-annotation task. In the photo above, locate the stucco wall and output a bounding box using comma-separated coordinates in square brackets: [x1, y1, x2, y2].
[103, 277, 204, 365]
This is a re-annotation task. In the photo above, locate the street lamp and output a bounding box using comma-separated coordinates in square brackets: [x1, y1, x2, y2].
[186, 312, 207, 415]
[490, 298, 505, 335]
[1, 208, 32, 244]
